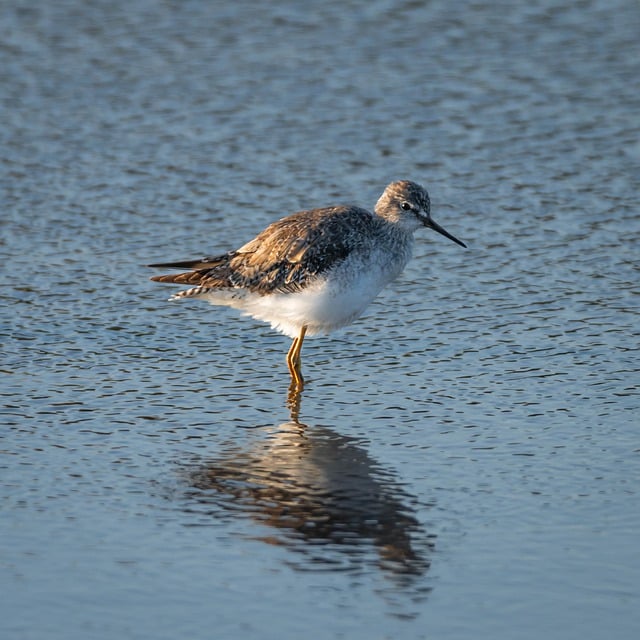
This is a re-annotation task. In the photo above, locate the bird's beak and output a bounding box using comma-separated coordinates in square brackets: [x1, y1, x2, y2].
[424, 216, 467, 248]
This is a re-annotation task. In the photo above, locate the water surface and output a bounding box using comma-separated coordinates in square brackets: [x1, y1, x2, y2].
[2, 1, 639, 638]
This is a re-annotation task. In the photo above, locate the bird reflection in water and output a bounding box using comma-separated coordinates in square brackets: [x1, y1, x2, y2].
[182, 385, 435, 584]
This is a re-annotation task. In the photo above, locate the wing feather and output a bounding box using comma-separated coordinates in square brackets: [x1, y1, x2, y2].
[149, 205, 378, 294]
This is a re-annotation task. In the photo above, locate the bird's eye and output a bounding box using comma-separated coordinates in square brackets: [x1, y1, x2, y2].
[400, 201, 412, 211]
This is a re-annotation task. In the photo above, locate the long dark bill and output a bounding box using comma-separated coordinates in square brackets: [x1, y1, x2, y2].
[425, 217, 467, 248]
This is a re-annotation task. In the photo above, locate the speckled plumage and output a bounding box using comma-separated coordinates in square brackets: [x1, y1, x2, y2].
[152, 205, 384, 296]
[149, 180, 466, 384]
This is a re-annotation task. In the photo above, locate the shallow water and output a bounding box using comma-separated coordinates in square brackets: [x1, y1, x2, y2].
[2, 0, 639, 638]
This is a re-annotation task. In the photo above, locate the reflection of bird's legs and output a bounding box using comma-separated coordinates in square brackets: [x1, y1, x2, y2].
[286, 378, 303, 423]
[286, 325, 307, 387]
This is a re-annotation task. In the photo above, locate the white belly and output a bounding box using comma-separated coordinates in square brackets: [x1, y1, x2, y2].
[199, 249, 410, 338]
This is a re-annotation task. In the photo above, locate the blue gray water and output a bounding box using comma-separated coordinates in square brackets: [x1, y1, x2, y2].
[1, 0, 639, 638]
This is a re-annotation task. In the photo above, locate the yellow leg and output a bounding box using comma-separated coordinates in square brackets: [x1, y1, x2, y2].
[286, 325, 307, 387]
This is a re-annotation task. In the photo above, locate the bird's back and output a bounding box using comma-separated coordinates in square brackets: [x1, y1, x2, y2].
[150, 204, 390, 297]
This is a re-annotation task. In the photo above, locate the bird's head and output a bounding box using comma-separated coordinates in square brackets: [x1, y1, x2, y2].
[375, 180, 466, 248]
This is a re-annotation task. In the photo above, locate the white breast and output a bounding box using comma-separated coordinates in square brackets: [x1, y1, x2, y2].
[209, 240, 413, 338]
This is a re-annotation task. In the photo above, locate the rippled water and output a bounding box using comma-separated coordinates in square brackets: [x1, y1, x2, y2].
[2, 0, 639, 638]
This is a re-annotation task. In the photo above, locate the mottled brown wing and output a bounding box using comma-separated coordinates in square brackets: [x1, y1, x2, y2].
[223, 205, 377, 293]
[149, 205, 377, 294]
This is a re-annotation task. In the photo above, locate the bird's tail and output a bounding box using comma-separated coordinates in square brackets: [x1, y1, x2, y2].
[148, 252, 236, 299]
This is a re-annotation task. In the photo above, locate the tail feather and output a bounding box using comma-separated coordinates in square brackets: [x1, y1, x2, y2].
[150, 271, 207, 285]
[147, 253, 229, 271]
[169, 285, 213, 300]
[148, 252, 234, 286]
